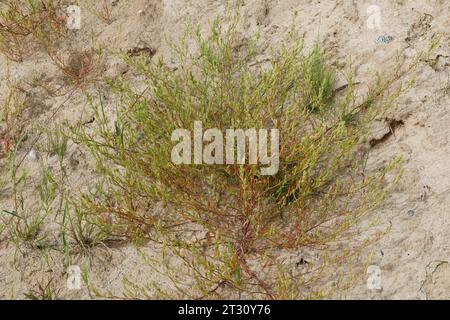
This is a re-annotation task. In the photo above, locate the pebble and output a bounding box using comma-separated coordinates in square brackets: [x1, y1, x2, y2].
[375, 33, 394, 44]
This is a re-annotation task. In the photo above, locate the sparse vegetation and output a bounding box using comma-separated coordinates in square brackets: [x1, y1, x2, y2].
[47, 48, 98, 87]
[0, 0, 66, 62]
[0, 86, 26, 159]
[24, 279, 59, 300]
[0, 0, 100, 88]
[86, 0, 115, 25]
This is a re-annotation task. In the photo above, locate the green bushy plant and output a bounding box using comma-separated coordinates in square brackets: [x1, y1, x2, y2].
[71, 15, 419, 299]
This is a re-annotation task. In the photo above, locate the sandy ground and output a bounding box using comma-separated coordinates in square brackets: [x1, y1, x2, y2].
[0, 0, 449, 299]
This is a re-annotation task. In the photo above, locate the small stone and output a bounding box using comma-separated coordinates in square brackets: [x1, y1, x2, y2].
[137, 10, 145, 16]
[375, 33, 394, 44]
